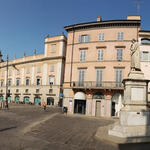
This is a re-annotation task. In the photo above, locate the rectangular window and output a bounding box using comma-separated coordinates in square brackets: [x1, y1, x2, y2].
[96, 69, 103, 87]
[99, 33, 104, 41]
[26, 68, 30, 74]
[80, 50, 86, 62]
[8, 80, 11, 86]
[49, 89, 53, 93]
[78, 35, 90, 43]
[49, 76, 54, 85]
[78, 69, 85, 86]
[115, 69, 123, 87]
[16, 79, 20, 86]
[16, 89, 19, 93]
[116, 48, 123, 61]
[36, 89, 40, 93]
[51, 44, 56, 53]
[141, 51, 150, 61]
[118, 32, 124, 41]
[36, 78, 40, 85]
[26, 79, 30, 86]
[37, 66, 41, 73]
[50, 65, 54, 72]
[25, 89, 29, 93]
[1, 80, 4, 87]
[97, 49, 104, 61]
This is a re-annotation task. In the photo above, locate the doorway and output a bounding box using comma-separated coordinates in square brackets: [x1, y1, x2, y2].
[74, 100, 86, 114]
[111, 101, 116, 116]
[95, 101, 101, 117]
[47, 97, 54, 105]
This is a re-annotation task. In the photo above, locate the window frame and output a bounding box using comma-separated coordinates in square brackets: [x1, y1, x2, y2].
[116, 48, 123, 61]
[117, 32, 124, 41]
[99, 33, 105, 41]
[97, 49, 104, 61]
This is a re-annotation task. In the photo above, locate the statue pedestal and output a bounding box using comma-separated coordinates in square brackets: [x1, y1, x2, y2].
[109, 71, 150, 140]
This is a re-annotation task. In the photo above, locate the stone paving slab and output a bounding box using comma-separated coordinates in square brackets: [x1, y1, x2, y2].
[95, 123, 150, 150]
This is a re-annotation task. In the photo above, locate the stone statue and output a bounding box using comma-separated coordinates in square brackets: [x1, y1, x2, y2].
[130, 39, 141, 71]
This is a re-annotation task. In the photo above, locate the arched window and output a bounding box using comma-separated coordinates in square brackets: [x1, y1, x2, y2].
[92, 92, 104, 99]
[141, 38, 150, 45]
[111, 93, 123, 103]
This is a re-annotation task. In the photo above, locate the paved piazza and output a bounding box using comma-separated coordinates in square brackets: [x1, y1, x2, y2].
[0, 104, 117, 150]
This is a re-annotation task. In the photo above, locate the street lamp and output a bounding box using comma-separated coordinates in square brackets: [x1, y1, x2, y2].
[5, 55, 9, 109]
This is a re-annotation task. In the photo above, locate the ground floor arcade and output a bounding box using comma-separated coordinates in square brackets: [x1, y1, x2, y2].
[63, 88, 124, 117]
[0, 85, 62, 107]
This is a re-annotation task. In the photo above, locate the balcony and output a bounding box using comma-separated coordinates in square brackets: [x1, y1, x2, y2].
[71, 81, 123, 89]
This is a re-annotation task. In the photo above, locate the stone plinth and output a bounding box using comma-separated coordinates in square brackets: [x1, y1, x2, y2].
[109, 71, 150, 140]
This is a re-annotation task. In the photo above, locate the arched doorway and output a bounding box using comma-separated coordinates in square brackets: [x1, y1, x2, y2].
[24, 96, 30, 103]
[15, 96, 20, 103]
[111, 93, 123, 116]
[93, 92, 105, 117]
[74, 92, 86, 114]
[93, 92, 104, 99]
[47, 97, 54, 106]
[34, 97, 41, 105]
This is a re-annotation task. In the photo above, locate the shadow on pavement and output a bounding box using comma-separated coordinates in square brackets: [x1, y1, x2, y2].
[118, 142, 150, 150]
[0, 126, 17, 132]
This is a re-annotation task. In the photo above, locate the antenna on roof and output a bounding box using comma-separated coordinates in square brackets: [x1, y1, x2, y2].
[137, 0, 140, 15]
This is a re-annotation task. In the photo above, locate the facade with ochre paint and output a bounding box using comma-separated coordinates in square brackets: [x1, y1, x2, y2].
[63, 16, 141, 117]
[0, 34, 66, 106]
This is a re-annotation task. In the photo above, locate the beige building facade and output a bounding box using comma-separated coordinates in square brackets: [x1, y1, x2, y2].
[0, 34, 67, 106]
[63, 16, 141, 117]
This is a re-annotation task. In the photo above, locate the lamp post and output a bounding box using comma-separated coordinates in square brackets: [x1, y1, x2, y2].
[5, 55, 8, 109]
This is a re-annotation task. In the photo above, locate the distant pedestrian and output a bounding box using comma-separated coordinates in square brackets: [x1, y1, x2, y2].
[63, 107, 68, 115]
[43, 101, 46, 111]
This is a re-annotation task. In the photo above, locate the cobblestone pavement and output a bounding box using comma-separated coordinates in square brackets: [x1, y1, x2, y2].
[0, 104, 118, 150]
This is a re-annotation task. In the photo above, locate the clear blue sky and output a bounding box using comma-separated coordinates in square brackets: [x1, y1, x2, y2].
[0, 0, 149, 60]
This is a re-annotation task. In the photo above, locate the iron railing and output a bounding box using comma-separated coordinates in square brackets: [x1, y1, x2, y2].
[71, 81, 123, 89]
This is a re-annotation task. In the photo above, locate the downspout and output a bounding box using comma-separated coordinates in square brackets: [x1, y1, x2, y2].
[70, 27, 75, 86]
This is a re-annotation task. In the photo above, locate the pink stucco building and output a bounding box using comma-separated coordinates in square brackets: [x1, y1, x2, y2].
[63, 16, 141, 117]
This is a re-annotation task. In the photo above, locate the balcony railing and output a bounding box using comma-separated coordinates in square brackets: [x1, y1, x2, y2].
[71, 81, 123, 89]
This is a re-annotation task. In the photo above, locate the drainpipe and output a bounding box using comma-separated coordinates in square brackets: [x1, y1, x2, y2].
[70, 27, 75, 86]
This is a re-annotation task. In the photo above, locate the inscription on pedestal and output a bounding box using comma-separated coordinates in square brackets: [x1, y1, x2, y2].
[131, 87, 144, 101]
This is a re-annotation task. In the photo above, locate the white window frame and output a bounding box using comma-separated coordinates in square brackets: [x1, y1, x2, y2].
[116, 48, 123, 61]
[99, 33, 104, 41]
[115, 69, 123, 87]
[78, 69, 85, 86]
[16, 79, 20, 86]
[80, 50, 86, 62]
[141, 51, 150, 61]
[96, 68, 104, 87]
[51, 44, 56, 53]
[118, 32, 124, 41]
[36, 78, 41, 86]
[37, 66, 41, 73]
[49, 76, 55, 85]
[97, 49, 104, 61]
[26, 68, 30, 74]
[78, 34, 90, 43]
[26, 78, 30, 86]
[50, 65, 54, 72]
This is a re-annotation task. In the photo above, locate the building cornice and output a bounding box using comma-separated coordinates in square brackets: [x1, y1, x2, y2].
[44, 39, 67, 44]
[64, 20, 141, 32]
[0, 56, 65, 69]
